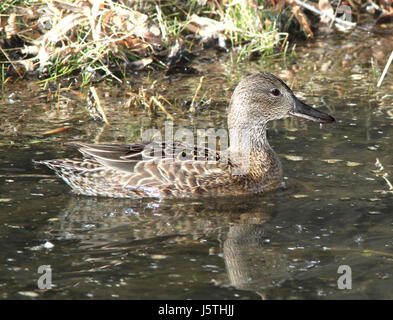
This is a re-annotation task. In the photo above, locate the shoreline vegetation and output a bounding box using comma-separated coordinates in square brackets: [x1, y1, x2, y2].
[0, 0, 392, 87]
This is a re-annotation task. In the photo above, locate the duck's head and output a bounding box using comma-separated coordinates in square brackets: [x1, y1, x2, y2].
[228, 73, 335, 132]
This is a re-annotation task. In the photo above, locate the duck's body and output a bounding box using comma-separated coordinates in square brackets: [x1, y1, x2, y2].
[41, 140, 282, 199]
[38, 73, 335, 199]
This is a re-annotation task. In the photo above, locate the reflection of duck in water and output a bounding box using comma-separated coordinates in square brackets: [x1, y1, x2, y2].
[37, 73, 334, 198]
[223, 224, 290, 298]
[46, 195, 291, 298]
[48, 194, 277, 244]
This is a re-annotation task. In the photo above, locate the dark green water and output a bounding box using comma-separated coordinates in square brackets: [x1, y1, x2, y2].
[1, 32, 392, 299]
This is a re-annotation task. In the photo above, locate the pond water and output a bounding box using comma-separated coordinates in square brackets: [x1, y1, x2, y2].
[1, 30, 392, 299]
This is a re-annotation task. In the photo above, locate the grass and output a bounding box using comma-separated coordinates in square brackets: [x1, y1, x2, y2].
[1, 63, 5, 92]
[0, 0, 298, 85]
[2, 0, 388, 86]
[220, 1, 287, 61]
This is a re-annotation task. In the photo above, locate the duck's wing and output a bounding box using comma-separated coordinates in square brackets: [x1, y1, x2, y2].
[65, 141, 146, 172]
[39, 141, 235, 198]
[66, 141, 229, 173]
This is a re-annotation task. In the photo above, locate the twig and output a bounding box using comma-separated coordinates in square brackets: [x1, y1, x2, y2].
[377, 50, 393, 87]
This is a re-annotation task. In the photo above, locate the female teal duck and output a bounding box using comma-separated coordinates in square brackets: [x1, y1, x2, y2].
[38, 73, 335, 198]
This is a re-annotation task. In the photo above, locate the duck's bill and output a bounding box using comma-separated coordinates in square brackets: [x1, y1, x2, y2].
[288, 98, 335, 123]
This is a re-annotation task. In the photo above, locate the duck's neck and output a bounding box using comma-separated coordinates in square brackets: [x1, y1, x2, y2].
[228, 124, 282, 182]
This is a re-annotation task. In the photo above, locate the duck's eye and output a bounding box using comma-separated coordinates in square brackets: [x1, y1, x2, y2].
[271, 88, 281, 96]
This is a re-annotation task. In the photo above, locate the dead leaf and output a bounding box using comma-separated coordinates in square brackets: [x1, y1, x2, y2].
[185, 14, 225, 40]
[5, 13, 18, 39]
[318, 0, 334, 24]
[287, 0, 314, 38]
[42, 126, 72, 135]
[129, 57, 153, 70]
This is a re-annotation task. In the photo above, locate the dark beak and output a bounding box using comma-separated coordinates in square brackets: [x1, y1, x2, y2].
[288, 97, 335, 123]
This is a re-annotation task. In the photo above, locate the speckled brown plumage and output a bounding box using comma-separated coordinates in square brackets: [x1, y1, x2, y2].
[37, 73, 335, 199]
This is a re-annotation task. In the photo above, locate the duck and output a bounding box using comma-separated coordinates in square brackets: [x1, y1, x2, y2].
[37, 73, 335, 199]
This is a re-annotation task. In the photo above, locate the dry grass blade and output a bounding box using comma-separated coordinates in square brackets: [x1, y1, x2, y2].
[377, 50, 393, 87]
[157, 95, 185, 115]
[151, 96, 174, 121]
[190, 76, 205, 110]
[374, 158, 393, 193]
[0, 47, 23, 78]
[90, 86, 110, 125]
